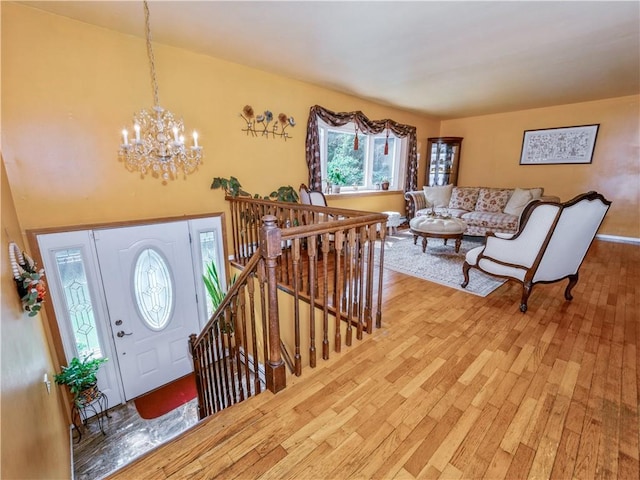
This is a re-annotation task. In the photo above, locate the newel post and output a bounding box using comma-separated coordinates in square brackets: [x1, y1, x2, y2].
[260, 215, 287, 393]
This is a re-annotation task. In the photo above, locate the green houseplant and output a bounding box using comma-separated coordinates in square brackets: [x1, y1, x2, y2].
[211, 176, 298, 202]
[327, 165, 346, 194]
[54, 355, 108, 404]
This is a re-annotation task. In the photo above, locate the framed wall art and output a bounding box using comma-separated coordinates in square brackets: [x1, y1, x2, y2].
[519, 124, 599, 165]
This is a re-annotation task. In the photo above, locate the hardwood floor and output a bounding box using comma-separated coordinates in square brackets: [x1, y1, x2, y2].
[108, 239, 639, 479]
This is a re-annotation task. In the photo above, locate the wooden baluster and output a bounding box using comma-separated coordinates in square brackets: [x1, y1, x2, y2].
[210, 332, 221, 414]
[292, 238, 302, 376]
[333, 229, 344, 353]
[200, 333, 212, 417]
[232, 290, 245, 402]
[214, 319, 230, 409]
[321, 232, 331, 360]
[261, 215, 286, 393]
[308, 235, 317, 368]
[230, 200, 240, 262]
[355, 226, 365, 340]
[345, 228, 356, 346]
[246, 273, 261, 395]
[224, 308, 239, 405]
[376, 223, 386, 328]
[189, 334, 205, 420]
[364, 224, 375, 334]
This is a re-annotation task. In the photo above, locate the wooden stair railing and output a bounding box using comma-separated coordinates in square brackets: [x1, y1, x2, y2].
[189, 252, 269, 420]
[190, 199, 388, 420]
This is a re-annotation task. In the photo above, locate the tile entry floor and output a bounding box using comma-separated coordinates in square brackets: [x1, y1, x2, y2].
[73, 398, 199, 480]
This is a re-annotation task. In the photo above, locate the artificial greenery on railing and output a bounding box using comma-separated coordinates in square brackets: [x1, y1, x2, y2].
[211, 176, 299, 203]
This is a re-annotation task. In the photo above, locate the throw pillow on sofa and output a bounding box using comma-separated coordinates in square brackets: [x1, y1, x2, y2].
[503, 187, 545, 216]
[504, 188, 533, 216]
[476, 188, 512, 213]
[423, 184, 453, 207]
[449, 187, 480, 211]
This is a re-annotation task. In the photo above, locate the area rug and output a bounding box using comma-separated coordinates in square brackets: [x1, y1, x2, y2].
[375, 231, 507, 297]
[134, 375, 197, 420]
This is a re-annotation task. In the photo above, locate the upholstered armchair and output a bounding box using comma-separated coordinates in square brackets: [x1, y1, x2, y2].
[461, 192, 611, 312]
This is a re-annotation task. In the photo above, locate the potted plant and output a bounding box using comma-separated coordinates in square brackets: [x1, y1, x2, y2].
[381, 178, 391, 191]
[327, 165, 346, 194]
[54, 355, 108, 406]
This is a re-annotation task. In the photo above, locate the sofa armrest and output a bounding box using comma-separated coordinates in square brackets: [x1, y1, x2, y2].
[404, 190, 429, 218]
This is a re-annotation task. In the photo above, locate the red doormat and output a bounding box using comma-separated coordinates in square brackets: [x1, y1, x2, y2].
[134, 375, 197, 420]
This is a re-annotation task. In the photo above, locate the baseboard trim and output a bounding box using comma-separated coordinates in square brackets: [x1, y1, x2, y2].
[596, 234, 640, 245]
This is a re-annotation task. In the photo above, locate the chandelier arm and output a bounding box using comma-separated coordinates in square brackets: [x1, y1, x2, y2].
[143, 1, 160, 107]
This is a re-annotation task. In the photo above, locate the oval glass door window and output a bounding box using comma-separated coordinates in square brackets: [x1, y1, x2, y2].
[133, 248, 174, 330]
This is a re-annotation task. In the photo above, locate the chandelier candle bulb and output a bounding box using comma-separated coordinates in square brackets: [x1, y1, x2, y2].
[122, 129, 128, 146]
[173, 126, 179, 143]
[134, 123, 141, 142]
[193, 131, 198, 148]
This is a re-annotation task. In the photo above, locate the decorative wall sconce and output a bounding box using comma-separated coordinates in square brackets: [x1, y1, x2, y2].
[240, 105, 295, 140]
[9, 242, 46, 316]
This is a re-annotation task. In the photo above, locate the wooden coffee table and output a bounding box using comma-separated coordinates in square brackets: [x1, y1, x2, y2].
[409, 216, 467, 253]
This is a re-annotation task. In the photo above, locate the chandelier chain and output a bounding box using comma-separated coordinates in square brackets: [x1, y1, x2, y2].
[143, 1, 160, 107]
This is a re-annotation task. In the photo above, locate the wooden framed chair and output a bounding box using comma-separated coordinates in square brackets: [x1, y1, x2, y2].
[461, 191, 611, 312]
[299, 183, 328, 207]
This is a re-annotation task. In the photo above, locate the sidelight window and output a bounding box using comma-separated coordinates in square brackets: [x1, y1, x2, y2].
[55, 248, 104, 359]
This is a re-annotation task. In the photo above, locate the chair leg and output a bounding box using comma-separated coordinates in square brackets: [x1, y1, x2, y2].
[461, 261, 471, 288]
[520, 281, 533, 313]
[565, 273, 579, 301]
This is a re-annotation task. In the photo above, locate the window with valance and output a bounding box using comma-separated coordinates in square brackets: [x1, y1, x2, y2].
[305, 105, 418, 218]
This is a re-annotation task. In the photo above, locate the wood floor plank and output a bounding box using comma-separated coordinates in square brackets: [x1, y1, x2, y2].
[549, 428, 580, 480]
[505, 442, 536, 479]
[107, 240, 640, 480]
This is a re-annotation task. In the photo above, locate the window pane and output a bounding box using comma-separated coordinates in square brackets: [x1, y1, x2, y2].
[55, 249, 103, 359]
[373, 137, 395, 184]
[133, 248, 173, 330]
[200, 231, 219, 318]
[327, 130, 365, 186]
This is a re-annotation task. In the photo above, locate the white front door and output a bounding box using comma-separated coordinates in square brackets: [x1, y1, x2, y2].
[94, 222, 201, 400]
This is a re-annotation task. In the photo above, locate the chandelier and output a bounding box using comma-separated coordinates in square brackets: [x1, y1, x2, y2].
[118, 1, 202, 182]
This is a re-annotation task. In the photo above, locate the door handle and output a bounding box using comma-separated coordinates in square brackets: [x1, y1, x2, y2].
[115, 320, 123, 326]
[117, 330, 133, 338]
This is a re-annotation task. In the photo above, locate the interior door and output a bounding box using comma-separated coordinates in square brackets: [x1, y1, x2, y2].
[94, 221, 200, 400]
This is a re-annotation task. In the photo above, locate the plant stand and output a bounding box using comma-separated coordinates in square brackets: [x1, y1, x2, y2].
[71, 386, 110, 443]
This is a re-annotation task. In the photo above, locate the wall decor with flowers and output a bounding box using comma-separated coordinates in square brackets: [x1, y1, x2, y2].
[9, 242, 47, 316]
[240, 105, 296, 140]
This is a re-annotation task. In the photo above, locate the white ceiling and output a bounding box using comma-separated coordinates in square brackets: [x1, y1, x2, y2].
[19, 1, 640, 119]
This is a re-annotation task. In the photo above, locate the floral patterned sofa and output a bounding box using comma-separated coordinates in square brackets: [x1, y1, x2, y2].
[405, 185, 559, 236]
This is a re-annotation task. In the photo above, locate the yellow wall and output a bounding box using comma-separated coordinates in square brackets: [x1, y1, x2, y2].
[1, 157, 71, 479]
[1, 3, 438, 237]
[440, 95, 640, 238]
